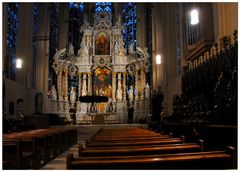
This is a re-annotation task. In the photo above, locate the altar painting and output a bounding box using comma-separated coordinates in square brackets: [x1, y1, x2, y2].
[95, 32, 110, 55]
[93, 67, 112, 97]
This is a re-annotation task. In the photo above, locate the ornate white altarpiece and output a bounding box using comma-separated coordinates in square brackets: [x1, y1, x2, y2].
[51, 10, 150, 123]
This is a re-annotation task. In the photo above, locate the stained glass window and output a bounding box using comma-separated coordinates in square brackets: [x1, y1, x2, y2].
[95, 2, 112, 13]
[32, 3, 39, 88]
[6, 3, 19, 80]
[122, 3, 137, 52]
[145, 3, 152, 86]
[68, 2, 84, 12]
[49, 3, 60, 92]
[176, 3, 181, 76]
[68, 2, 85, 55]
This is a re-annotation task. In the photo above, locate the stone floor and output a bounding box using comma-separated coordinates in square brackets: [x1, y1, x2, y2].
[41, 124, 147, 170]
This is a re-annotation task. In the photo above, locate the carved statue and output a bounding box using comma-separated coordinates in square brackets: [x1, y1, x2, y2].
[53, 48, 59, 60]
[116, 13, 122, 28]
[136, 47, 144, 57]
[83, 14, 90, 27]
[51, 85, 57, 101]
[82, 83, 87, 96]
[128, 43, 134, 55]
[83, 45, 89, 57]
[77, 48, 81, 56]
[117, 87, 122, 101]
[129, 86, 134, 101]
[16, 98, 24, 121]
[145, 83, 150, 99]
[69, 43, 74, 56]
[54, 48, 67, 60]
[143, 47, 150, 60]
[114, 41, 119, 55]
[70, 86, 76, 103]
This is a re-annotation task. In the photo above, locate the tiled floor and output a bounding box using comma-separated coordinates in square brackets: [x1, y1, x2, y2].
[41, 124, 147, 170]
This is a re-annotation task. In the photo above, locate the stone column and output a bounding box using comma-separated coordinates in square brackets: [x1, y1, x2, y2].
[87, 73, 92, 95]
[118, 73, 122, 89]
[140, 68, 146, 100]
[57, 67, 63, 101]
[123, 72, 126, 101]
[117, 73, 122, 100]
[135, 65, 139, 100]
[82, 73, 87, 96]
[63, 68, 69, 101]
[78, 72, 82, 97]
[112, 72, 116, 100]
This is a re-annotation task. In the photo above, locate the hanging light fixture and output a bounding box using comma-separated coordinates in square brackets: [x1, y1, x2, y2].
[16, 58, 22, 69]
[156, 54, 161, 65]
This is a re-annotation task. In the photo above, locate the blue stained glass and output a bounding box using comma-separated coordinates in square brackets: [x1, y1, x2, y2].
[79, 3, 84, 11]
[6, 3, 19, 80]
[32, 3, 39, 88]
[68, 2, 84, 12]
[122, 3, 137, 51]
[96, 6, 103, 13]
[95, 2, 112, 13]
[104, 6, 111, 12]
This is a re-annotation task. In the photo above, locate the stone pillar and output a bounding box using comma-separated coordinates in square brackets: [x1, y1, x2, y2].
[135, 65, 139, 100]
[118, 73, 122, 89]
[123, 72, 126, 101]
[117, 73, 122, 100]
[87, 73, 92, 95]
[112, 72, 116, 100]
[78, 72, 82, 97]
[57, 67, 63, 101]
[63, 68, 69, 101]
[82, 73, 87, 96]
[140, 68, 146, 100]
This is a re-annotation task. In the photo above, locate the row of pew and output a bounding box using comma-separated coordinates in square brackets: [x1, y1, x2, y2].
[66, 127, 236, 169]
[3, 127, 77, 169]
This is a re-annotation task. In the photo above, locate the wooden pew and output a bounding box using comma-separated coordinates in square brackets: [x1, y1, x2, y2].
[67, 148, 236, 169]
[92, 127, 168, 141]
[92, 135, 170, 141]
[87, 137, 184, 147]
[95, 127, 158, 135]
[79, 143, 202, 157]
[3, 138, 38, 169]
[3, 139, 23, 169]
[2, 127, 77, 169]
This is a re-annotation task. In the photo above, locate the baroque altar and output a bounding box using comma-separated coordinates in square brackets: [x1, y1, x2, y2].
[51, 11, 150, 123]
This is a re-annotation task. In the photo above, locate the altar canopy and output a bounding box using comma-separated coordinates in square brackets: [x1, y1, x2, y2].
[51, 8, 150, 123]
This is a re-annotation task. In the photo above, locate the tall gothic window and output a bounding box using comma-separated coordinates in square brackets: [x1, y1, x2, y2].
[68, 2, 85, 55]
[49, 3, 60, 92]
[122, 3, 137, 52]
[68, 2, 84, 11]
[5, 3, 19, 80]
[95, 2, 112, 13]
[32, 3, 39, 88]
[176, 3, 181, 76]
[185, 3, 200, 46]
[145, 3, 152, 86]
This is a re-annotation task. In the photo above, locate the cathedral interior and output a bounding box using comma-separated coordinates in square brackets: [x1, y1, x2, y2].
[2, 2, 238, 170]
